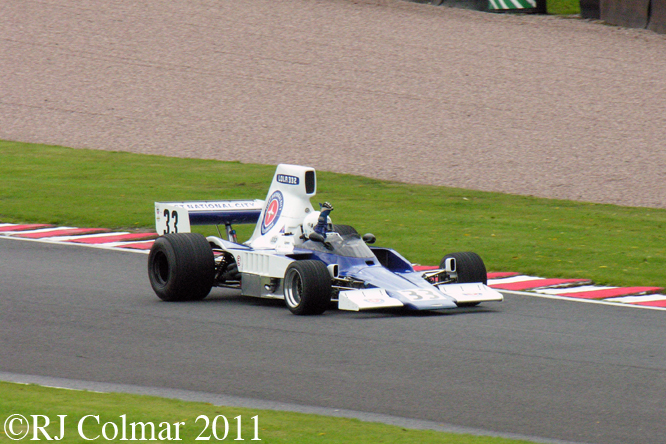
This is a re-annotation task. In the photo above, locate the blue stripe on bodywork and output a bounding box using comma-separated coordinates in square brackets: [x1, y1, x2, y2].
[304, 249, 457, 310]
[189, 209, 262, 226]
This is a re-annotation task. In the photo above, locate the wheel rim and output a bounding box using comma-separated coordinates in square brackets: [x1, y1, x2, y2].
[284, 269, 303, 308]
[152, 251, 170, 285]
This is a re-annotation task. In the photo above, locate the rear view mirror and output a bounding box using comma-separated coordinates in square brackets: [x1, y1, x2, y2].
[362, 233, 376, 244]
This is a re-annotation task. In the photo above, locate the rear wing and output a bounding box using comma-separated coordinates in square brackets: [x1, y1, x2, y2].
[155, 200, 264, 235]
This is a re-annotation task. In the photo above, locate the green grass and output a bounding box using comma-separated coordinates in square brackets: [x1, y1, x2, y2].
[547, 0, 580, 15]
[1, 140, 665, 288]
[0, 382, 536, 444]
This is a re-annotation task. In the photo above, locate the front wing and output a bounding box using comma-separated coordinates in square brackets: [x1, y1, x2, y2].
[338, 283, 503, 311]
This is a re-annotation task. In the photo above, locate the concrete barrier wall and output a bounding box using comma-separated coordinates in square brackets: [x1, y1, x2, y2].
[428, 0, 666, 33]
[600, 0, 650, 29]
[579, 0, 600, 18]
[648, 0, 666, 33]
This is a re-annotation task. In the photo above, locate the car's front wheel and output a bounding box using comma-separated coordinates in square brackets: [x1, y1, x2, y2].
[283, 260, 332, 315]
[440, 251, 488, 285]
[441, 252, 487, 307]
[148, 233, 215, 301]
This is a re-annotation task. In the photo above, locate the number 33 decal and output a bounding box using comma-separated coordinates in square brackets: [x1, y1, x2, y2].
[399, 289, 444, 301]
[163, 209, 179, 234]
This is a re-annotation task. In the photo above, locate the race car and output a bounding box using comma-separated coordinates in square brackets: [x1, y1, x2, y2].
[147, 164, 503, 315]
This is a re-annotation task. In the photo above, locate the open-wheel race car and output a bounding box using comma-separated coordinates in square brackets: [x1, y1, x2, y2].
[147, 164, 503, 315]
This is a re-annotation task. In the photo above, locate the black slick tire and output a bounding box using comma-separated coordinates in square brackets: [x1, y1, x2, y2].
[440, 251, 487, 285]
[283, 260, 332, 315]
[441, 252, 487, 307]
[148, 233, 215, 301]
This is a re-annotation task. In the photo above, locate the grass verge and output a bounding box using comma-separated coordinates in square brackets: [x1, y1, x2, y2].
[547, 0, 580, 15]
[0, 382, 536, 444]
[1, 140, 665, 288]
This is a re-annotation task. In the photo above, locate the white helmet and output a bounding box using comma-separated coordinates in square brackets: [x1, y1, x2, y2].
[302, 211, 332, 238]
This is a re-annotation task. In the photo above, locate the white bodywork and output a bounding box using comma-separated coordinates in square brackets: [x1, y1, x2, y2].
[338, 288, 404, 311]
[155, 200, 264, 236]
[155, 165, 323, 297]
[246, 164, 318, 249]
[438, 283, 504, 304]
[153, 164, 503, 311]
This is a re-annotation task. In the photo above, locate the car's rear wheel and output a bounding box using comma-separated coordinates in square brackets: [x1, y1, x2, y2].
[441, 252, 487, 307]
[148, 233, 215, 301]
[283, 260, 332, 315]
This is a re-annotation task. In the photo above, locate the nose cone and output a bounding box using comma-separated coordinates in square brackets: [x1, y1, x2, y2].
[351, 265, 458, 310]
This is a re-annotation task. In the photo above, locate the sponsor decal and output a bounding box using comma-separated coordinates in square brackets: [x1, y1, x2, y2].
[276, 174, 299, 185]
[180, 201, 261, 211]
[398, 289, 445, 301]
[261, 191, 284, 235]
[364, 298, 386, 304]
[236, 255, 242, 271]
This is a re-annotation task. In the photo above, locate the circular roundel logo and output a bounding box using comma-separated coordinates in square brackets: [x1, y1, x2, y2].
[261, 191, 284, 235]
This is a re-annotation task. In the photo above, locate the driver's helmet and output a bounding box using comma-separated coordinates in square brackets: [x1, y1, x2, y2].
[302, 211, 332, 238]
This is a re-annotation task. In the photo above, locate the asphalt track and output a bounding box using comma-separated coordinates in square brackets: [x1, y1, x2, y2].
[2, 237, 665, 444]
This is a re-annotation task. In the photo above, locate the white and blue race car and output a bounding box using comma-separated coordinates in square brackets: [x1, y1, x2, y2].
[147, 164, 502, 315]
